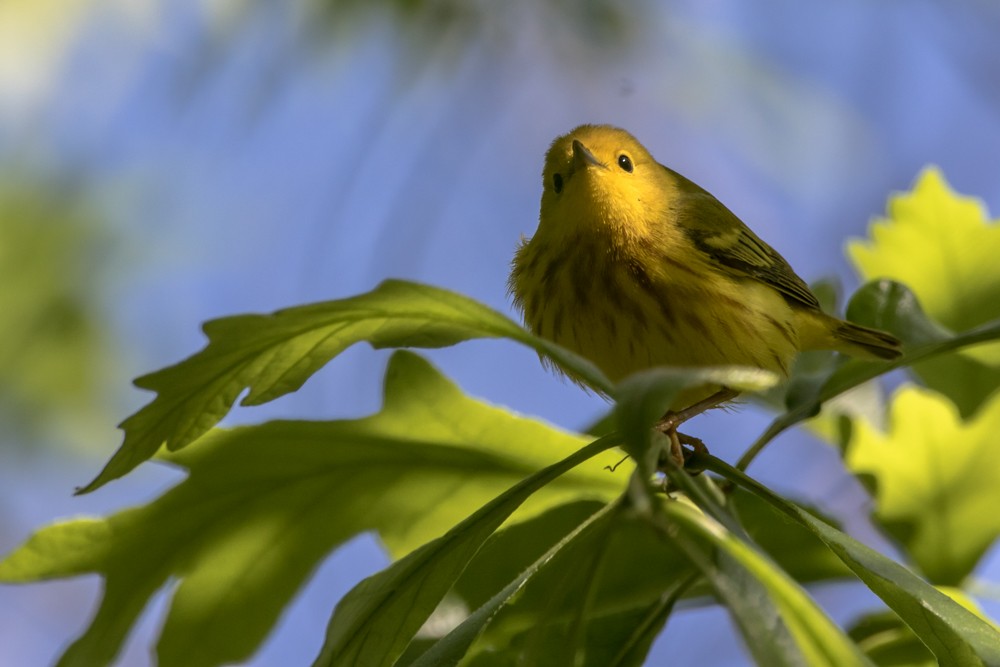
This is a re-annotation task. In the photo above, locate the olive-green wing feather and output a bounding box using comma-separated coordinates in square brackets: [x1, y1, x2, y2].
[664, 165, 820, 311]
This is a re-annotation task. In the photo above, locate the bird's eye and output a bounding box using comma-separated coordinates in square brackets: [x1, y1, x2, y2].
[617, 155, 633, 172]
[553, 173, 564, 193]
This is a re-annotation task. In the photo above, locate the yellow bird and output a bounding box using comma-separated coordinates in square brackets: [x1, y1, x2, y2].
[509, 125, 901, 465]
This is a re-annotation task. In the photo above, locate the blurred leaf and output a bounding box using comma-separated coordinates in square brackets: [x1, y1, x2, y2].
[745, 277, 995, 464]
[0, 186, 113, 446]
[845, 280, 949, 346]
[0, 2, 115, 105]
[847, 167, 1000, 412]
[80, 279, 611, 494]
[268, 0, 631, 63]
[845, 386, 1000, 585]
[798, 279, 945, 446]
[0, 352, 623, 667]
[705, 455, 1000, 667]
[848, 167, 1000, 343]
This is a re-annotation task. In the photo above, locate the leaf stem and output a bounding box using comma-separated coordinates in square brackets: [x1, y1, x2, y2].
[735, 317, 1000, 471]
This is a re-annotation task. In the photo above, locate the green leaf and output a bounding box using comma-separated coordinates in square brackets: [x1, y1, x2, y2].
[612, 366, 777, 501]
[613, 367, 865, 666]
[458, 504, 692, 667]
[80, 279, 612, 494]
[442, 500, 610, 615]
[847, 279, 1000, 418]
[847, 168, 1000, 413]
[651, 500, 873, 667]
[704, 455, 1000, 667]
[0, 185, 113, 447]
[457, 488, 849, 610]
[311, 435, 621, 667]
[732, 491, 852, 586]
[798, 279, 941, 447]
[848, 610, 936, 667]
[429, 486, 851, 667]
[845, 386, 1000, 585]
[409, 499, 627, 667]
[411, 484, 851, 666]
[849, 591, 993, 667]
[0, 352, 624, 667]
[845, 280, 951, 346]
[735, 308, 1000, 471]
[614, 367, 778, 442]
[848, 167, 1000, 349]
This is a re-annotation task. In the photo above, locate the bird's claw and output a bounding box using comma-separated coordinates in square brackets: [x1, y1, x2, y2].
[656, 425, 709, 476]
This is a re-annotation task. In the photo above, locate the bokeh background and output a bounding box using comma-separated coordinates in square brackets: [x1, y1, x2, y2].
[2, 1, 999, 664]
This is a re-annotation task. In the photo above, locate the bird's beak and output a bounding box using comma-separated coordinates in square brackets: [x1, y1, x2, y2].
[571, 139, 605, 171]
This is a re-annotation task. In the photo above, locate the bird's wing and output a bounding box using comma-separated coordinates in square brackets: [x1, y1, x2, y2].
[666, 166, 821, 311]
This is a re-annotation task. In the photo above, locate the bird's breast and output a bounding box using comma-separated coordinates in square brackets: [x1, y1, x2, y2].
[514, 237, 801, 393]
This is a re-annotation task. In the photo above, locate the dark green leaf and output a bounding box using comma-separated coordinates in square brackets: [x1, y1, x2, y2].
[732, 490, 852, 586]
[849, 610, 935, 666]
[457, 504, 695, 667]
[438, 486, 851, 667]
[614, 368, 866, 666]
[311, 434, 620, 667]
[706, 455, 1000, 667]
[409, 499, 623, 667]
[445, 500, 609, 613]
[847, 280, 1000, 418]
[651, 500, 873, 667]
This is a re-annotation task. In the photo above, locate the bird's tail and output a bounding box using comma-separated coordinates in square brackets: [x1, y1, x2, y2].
[831, 320, 902, 361]
[797, 310, 903, 360]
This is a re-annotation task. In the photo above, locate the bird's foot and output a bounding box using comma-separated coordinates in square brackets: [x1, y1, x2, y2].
[653, 387, 737, 476]
[657, 426, 708, 475]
